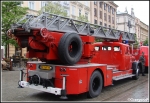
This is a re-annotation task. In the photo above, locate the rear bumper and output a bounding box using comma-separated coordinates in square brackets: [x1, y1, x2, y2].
[20, 81, 62, 95]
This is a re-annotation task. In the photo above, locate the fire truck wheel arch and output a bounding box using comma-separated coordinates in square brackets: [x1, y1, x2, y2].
[87, 70, 103, 98]
[132, 62, 140, 80]
[58, 32, 82, 65]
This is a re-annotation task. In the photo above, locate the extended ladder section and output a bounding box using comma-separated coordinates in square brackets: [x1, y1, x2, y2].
[11, 12, 135, 43]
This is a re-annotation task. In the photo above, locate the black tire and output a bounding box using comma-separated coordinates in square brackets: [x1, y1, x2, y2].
[58, 32, 82, 65]
[145, 66, 148, 73]
[87, 70, 103, 98]
[132, 66, 140, 80]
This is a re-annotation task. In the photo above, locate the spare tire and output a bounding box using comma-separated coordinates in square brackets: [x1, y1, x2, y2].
[58, 32, 82, 65]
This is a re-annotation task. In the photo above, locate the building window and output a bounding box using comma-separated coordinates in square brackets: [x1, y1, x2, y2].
[110, 6, 112, 13]
[94, 1, 97, 5]
[112, 8, 115, 14]
[99, 2, 102, 8]
[109, 25, 111, 28]
[94, 19, 97, 24]
[112, 17, 114, 24]
[72, 6, 75, 15]
[99, 11, 102, 19]
[108, 5, 111, 12]
[63, 1, 69, 6]
[79, 9, 81, 16]
[94, 8, 97, 16]
[100, 22, 102, 26]
[108, 15, 111, 23]
[104, 13, 107, 21]
[85, 1, 88, 6]
[85, 12, 88, 20]
[104, 3, 107, 10]
[117, 18, 119, 23]
[29, 1, 34, 10]
[41, 1, 46, 8]
[104, 23, 107, 27]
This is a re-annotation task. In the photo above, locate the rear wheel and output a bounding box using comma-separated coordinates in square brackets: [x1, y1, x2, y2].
[145, 66, 148, 73]
[87, 70, 103, 98]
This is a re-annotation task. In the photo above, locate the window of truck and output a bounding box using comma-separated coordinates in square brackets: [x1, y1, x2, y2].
[95, 46, 100, 51]
[102, 46, 111, 51]
[114, 46, 120, 51]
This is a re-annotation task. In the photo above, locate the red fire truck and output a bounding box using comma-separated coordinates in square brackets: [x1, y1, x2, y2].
[9, 12, 140, 99]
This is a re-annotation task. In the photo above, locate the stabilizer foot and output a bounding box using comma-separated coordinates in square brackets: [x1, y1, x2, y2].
[18, 80, 24, 88]
[18, 86, 24, 88]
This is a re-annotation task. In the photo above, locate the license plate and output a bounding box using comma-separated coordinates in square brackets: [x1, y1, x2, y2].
[40, 65, 51, 70]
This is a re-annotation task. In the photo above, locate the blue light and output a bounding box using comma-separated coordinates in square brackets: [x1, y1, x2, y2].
[125, 40, 128, 44]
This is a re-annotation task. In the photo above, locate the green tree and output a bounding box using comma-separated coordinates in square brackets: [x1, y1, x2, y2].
[38, 2, 67, 17]
[143, 38, 149, 46]
[133, 34, 139, 48]
[2, 1, 28, 58]
[95, 38, 104, 42]
[77, 15, 89, 22]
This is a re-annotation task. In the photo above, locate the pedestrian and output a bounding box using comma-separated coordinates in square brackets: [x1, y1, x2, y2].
[139, 52, 146, 76]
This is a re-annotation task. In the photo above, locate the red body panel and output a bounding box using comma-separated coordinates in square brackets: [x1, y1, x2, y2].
[106, 70, 113, 86]
[132, 46, 149, 67]
[54, 65, 108, 94]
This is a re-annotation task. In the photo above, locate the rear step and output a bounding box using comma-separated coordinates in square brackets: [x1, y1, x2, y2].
[113, 74, 135, 81]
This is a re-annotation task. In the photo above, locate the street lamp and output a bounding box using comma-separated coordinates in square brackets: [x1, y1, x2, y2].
[127, 20, 133, 54]
[127, 20, 132, 33]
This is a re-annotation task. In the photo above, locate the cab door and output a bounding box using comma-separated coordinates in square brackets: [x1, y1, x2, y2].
[124, 46, 132, 70]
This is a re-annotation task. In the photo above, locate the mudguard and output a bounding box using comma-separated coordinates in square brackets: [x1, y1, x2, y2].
[131, 61, 138, 70]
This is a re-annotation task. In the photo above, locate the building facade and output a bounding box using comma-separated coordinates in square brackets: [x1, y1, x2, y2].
[69, 1, 90, 22]
[90, 1, 118, 28]
[135, 17, 141, 43]
[140, 21, 149, 43]
[116, 10, 149, 43]
[116, 12, 135, 33]
[20, 1, 40, 15]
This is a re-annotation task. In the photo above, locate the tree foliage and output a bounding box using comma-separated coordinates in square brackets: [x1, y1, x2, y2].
[95, 38, 104, 42]
[77, 15, 89, 22]
[143, 38, 149, 46]
[2, 1, 28, 46]
[133, 34, 139, 48]
[2, 1, 28, 57]
[38, 2, 67, 17]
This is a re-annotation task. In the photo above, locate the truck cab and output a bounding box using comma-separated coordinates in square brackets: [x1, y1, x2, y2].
[92, 42, 133, 71]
